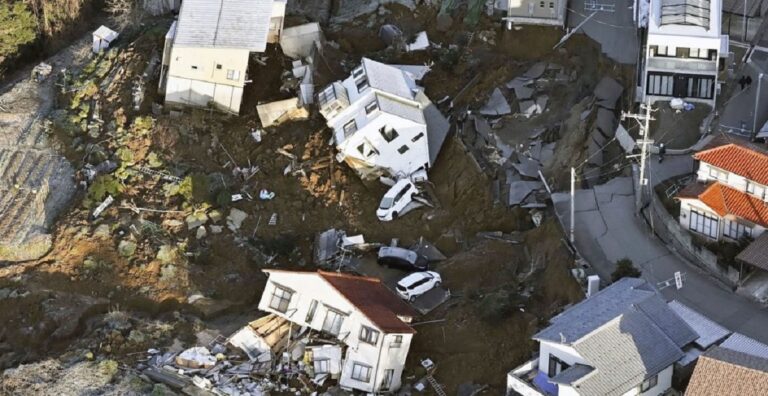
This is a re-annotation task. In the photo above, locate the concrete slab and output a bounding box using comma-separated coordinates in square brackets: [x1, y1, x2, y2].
[410, 287, 451, 315]
[594, 77, 623, 109]
[523, 62, 547, 79]
[509, 181, 544, 206]
[535, 95, 549, 114]
[519, 100, 537, 117]
[506, 77, 533, 89]
[512, 156, 540, 178]
[479, 88, 511, 116]
[514, 85, 534, 100]
[566, 2, 638, 64]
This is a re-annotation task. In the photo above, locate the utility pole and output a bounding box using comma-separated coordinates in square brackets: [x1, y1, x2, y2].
[570, 167, 576, 244]
[622, 101, 655, 211]
[753, 73, 764, 140]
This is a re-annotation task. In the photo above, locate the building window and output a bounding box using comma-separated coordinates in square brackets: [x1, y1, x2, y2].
[689, 209, 719, 239]
[746, 181, 765, 199]
[640, 374, 658, 392]
[379, 126, 399, 143]
[688, 48, 712, 59]
[322, 309, 345, 336]
[351, 362, 372, 382]
[380, 369, 394, 391]
[352, 67, 364, 78]
[306, 300, 318, 323]
[724, 219, 752, 240]
[343, 119, 358, 137]
[549, 2, 554, 8]
[676, 47, 690, 58]
[216, 64, 222, 69]
[411, 132, 425, 142]
[708, 167, 728, 182]
[365, 101, 379, 115]
[356, 140, 378, 158]
[390, 335, 403, 348]
[226, 69, 240, 81]
[314, 359, 330, 374]
[650, 45, 673, 57]
[356, 76, 370, 92]
[397, 145, 409, 154]
[548, 355, 570, 378]
[647, 73, 674, 96]
[268, 284, 292, 313]
[191, 65, 198, 70]
[359, 326, 380, 345]
[684, 75, 715, 99]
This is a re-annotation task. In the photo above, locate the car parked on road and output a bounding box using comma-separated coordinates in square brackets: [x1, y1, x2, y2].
[377, 246, 428, 271]
[396, 271, 441, 302]
[376, 179, 417, 221]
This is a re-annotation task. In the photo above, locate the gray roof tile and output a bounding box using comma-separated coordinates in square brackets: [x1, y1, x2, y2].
[549, 364, 594, 385]
[721, 333, 768, 359]
[668, 300, 730, 348]
[174, 0, 276, 51]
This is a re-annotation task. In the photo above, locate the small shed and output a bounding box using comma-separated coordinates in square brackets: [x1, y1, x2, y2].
[92, 25, 119, 53]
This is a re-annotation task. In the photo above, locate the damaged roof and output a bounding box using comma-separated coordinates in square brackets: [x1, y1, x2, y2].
[362, 58, 419, 100]
[736, 233, 768, 271]
[318, 271, 417, 334]
[174, 0, 277, 51]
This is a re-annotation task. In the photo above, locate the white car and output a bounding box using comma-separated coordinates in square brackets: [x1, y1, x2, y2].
[376, 179, 417, 221]
[396, 271, 441, 302]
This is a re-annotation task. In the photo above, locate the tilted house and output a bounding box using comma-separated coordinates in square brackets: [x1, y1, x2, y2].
[676, 139, 768, 241]
[317, 58, 450, 181]
[643, 0, 727, 105]
[257, 270, 417, 393]
[160, 0, 287, 114]
[507, 278, 698, 396]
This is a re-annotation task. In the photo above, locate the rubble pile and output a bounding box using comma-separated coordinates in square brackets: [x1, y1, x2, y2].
[138, 314, 347, 395]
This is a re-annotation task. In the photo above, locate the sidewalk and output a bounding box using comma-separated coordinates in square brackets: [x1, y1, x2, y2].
[552, 176, 768, 344]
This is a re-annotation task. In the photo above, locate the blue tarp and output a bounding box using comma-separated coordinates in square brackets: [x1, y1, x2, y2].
[533, 370, 558, 396]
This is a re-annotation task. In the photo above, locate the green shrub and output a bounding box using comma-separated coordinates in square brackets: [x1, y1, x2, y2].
[0, 3, 37, 59]
[611, 258, 641, 281]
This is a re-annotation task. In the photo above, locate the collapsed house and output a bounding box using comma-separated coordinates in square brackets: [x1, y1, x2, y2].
[317, 58, 450, 181]
[257, 269, 417, 393]
[500, 0, 567, 28]
[160, 0, 287, 114]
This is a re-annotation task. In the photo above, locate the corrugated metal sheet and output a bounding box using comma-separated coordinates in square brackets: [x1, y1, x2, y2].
[668, 301, 731, 349]
[174, 0, 275, 51]
[721, 333, 768, 359]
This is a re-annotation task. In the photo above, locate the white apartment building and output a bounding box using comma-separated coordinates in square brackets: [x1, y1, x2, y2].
[257, 270, 417, 393]
[160, 0, 287, 114]
[677, 139, 768, 241]
[643, 0, 728, 105]
[318, 58, 450, 181]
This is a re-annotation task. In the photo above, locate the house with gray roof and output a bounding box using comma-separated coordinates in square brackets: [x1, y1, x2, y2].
[507, 278, 699, 396]
[160, 0, 287, 114]
[317, 58, 450, 182]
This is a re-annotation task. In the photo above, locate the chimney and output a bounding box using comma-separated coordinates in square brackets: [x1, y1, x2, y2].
[587, 275, 601, 298]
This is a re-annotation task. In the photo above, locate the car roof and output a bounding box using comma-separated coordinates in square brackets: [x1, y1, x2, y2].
[383, 179, 413, 198]
[379, 246, 417, 261]
[397, 271, 431, 286]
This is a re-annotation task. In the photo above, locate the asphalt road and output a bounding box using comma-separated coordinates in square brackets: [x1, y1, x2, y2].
[552, 173, 768, 344]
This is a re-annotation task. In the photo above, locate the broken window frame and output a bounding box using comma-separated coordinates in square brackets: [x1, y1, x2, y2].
[314, 358, 330, 374]
[306, 299, 319, 323]
[640, 374, 658, 392]
[321, 308, 346, 336]
[380, 369, 395, 391]
[390, 335, 403, 348]
[365, 101, 379, 115]
[356, 76, 370, 93]
[351, 362, 372, 382]
[359, 325, 380, 345]
[379, 126, 399, 143]
[343, 119, 358, 137]
[268, 284, 293, 313]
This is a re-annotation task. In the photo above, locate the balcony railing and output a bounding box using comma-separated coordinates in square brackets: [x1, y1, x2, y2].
[646, 57, 717, 73]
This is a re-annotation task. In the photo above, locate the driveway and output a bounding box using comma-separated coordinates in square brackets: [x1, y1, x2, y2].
[552, 175, 768, 344]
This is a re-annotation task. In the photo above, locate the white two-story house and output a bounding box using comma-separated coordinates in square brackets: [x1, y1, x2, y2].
[643, 0, 727, 105]
[676, 138, 768, 241]
[257, 269, 417, 393]
[501, 0, 567, 28]
[160, 0, 287, 114]
[507, 278, 698, 396]
[317, 58, 450, 181]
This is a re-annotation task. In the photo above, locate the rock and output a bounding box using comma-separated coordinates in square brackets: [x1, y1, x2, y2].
[226, 208, 248, 231]
[156, 245, 178, 264]
[118, 240, 137, 258]
[196, 226, 207, 240]
[92, 224, 111, 238]
[210, 225, 223, 234]
[185, 212, 209, 230]
[0, 288, 11, 300]
[208, 209, 223, 223]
